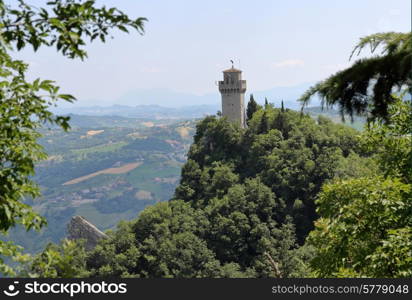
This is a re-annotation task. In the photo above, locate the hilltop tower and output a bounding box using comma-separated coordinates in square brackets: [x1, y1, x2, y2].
[218, 64, 247, 128]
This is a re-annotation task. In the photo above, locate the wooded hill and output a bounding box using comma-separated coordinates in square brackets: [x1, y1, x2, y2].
[29, 104, 380, 277]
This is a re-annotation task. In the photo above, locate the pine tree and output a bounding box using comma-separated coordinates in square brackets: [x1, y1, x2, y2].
[246, 94, 259, 124]
[299, 32, 412, 121]
[258, 111, 269, 134]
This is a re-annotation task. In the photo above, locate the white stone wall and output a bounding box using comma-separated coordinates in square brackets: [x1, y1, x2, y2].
[221, 93, 245, 127]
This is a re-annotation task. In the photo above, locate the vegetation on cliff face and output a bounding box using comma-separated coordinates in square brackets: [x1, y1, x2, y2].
[176, 106, 372, 243]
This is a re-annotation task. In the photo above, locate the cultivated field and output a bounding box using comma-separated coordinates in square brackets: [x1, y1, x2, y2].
[63, 162, 142, 185]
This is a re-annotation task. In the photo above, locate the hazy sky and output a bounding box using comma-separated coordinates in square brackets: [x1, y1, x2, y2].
[14, 0, 411, 105]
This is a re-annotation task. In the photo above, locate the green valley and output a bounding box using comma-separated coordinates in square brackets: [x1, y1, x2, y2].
[6, 116, 196, 254]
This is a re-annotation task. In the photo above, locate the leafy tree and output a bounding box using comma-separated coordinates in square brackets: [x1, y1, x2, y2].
[82, 178, 305, 278]
[86, 201, 223, 278]
[0, 0, 146, 275]
[186, 115, 243, 167]
[361, 98, 412, 183]
[23, 239, 88, 278]
[85, 220, 140, 277]
[307, 99, 412, 277]
[366, 228, 412, 277]
[308, 177, 411, 277]
[246, 107, 368, 241]
[299, 32, 411, 121]
[0, 0, 146, 59]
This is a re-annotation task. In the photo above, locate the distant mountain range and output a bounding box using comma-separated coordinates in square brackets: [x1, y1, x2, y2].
[53, 82, 322, 117]
[53, 104, 219, 119]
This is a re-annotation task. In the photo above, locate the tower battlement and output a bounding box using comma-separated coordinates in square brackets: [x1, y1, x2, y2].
[218, 80, 247, 93]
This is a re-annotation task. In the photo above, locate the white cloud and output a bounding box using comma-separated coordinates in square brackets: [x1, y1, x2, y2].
[273, 59, 305, 68]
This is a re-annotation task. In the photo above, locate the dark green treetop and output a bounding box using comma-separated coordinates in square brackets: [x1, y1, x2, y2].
[246, 94, 260, 124]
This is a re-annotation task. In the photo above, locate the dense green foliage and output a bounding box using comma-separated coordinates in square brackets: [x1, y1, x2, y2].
[300, 32, 411, 121]
[24, 239, 88, 278]
[177, 106, 371, 242]
[43, 106, 372, 278]
[308, 99, 412, 277]
[309, 177, 411, 277]
[0, 0, 146, 275]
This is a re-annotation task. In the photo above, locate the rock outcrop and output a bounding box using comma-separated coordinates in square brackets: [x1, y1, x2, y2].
[67, 216, 107, 250]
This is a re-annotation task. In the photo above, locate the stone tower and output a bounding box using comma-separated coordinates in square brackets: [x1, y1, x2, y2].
[218, 65, 247, 128]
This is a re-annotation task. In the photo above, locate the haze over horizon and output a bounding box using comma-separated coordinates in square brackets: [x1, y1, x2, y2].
[13, 0, 411, 108]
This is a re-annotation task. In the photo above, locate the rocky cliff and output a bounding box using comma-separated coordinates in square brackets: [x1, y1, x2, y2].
[67, 216, 107, 250]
